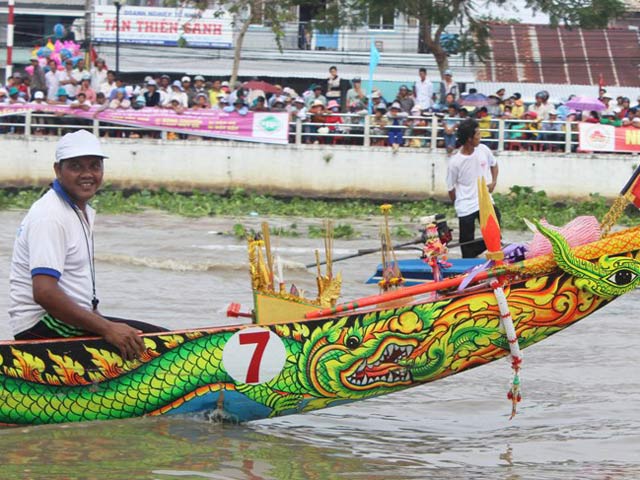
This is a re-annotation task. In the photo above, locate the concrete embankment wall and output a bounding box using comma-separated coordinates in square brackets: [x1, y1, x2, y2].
[0, 136, 637, 199]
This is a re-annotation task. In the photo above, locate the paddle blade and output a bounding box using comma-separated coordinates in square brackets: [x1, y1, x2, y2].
[478, 177, 503, 258]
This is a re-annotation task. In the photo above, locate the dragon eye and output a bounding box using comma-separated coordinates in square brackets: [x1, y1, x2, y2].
[345, 336, 361, 349]
[607, 269, 637, 286]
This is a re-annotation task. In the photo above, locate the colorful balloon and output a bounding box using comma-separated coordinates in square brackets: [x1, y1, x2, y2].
[37, 47, 52, 58]
[53, 23, 65, 38]
[64, 40, 79, 54]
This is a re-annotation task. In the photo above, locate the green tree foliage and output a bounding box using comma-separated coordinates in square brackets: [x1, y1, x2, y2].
[171, 0, 295, 86]
[302, 0, 626, 77]
[526, 0, 627, 28]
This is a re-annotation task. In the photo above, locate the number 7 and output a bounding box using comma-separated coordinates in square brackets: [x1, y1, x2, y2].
[239, 330, 271, 383]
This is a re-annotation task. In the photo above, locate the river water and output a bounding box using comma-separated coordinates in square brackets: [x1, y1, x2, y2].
[1, 210, 639, 480]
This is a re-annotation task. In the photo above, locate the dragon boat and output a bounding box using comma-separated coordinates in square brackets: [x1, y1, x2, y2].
[2, 178, 640, 426]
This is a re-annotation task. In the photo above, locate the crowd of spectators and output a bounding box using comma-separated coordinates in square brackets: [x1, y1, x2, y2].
[2, 55, 640, 151]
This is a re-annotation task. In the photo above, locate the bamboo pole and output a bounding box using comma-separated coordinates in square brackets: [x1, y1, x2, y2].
[261, 222, 274, 290]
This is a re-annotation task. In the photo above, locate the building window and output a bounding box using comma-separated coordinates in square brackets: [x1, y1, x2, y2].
[368, 9, 394, 30]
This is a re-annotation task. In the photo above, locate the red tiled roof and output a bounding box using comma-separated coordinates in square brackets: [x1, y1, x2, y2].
[479, 23, 640, 87]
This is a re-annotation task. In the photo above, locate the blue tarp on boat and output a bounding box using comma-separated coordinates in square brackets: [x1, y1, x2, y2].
[367, 258, 485, 286]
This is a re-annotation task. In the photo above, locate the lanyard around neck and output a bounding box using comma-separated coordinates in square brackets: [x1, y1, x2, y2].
[52, 182, 99, 310]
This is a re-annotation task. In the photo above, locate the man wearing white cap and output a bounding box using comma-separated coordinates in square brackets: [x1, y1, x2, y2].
[8, 130, 161, 360]
[439, 69, 458, 102]
[163, 80, 188, 108]
[181, 75, 197, 106]
[193, 75, 207, 105]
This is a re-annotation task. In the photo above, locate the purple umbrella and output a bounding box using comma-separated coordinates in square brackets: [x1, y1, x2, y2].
[564, 96, 606, 112]
[459, 93, 498, 107]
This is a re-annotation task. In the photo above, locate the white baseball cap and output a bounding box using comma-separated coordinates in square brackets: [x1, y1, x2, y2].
[34, 91, 45, 99]
[55, 130, 108, 162]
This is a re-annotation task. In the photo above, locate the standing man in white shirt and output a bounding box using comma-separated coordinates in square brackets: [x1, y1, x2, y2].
[45, 59, 60, 101]
[90, 57, 108, 92]
[446, 119, 500, 258]
[413, 68, 433, 110]
[99, 70, 117, 99]
[56, 58, 79, 99]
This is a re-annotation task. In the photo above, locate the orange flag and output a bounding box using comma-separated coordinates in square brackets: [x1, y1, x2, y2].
[478, 177, 503, 261]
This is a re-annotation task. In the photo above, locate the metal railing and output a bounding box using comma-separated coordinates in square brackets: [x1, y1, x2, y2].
[0, 111, 581, 152]
[287, 114, 578, 152]
[0, 111, 170, 139]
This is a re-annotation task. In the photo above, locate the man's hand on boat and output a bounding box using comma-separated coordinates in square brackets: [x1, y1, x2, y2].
[100, 322, 146, 361]
[33, 275, 146, 361]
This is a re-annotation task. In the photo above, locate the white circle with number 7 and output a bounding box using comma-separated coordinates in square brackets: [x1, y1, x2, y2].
[222, 327, 287, 385]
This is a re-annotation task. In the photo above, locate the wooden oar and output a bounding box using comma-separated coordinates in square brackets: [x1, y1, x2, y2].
[304, 262, 510, 320]
[305, 238, 422, 268]
[305, 237, 485, 269]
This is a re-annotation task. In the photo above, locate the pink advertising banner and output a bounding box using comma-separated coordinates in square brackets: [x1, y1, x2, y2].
[0, 104, 289, 144]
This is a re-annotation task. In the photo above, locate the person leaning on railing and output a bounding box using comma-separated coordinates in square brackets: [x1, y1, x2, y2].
[510, 93, 525, 119]
[600, 111, 622, 127]
[144, 80, 161, 107]
[305, 100, 326, 144]
[406, 105, 428, 148]
[28, 91, 48, 135]
[563, 112, 579, 152]
[476, 107, 495, 149]
[346, 101, 368, 146]
[386, 102, 408, 153]
[370, 105, 389, 146]
[270, 96, 287, 112]
[539, 110, 563, 151]
[323, 100, 345, 144]
[442, 103, 461, 153]
[69, 92, 92, 111]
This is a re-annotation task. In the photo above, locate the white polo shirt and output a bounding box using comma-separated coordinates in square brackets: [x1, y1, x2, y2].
[414, 77, 433, 109]
[9, 181, 96, 335]
[446, 143, 498, 217]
